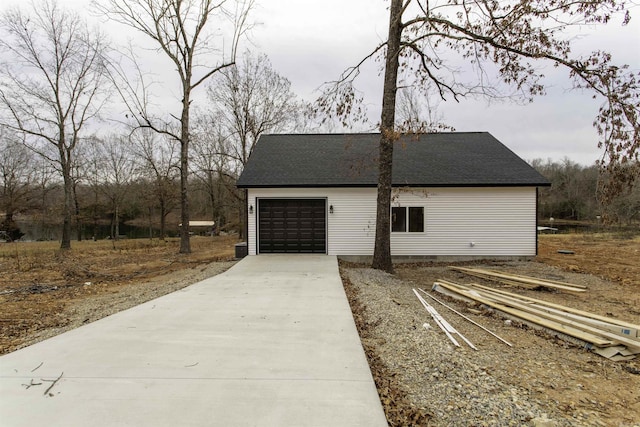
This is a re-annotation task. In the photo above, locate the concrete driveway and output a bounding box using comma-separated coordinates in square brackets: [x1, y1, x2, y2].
[0, 255, 387, 427]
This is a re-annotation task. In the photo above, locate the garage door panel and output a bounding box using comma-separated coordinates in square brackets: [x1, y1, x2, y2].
[258, 199, 326, 254]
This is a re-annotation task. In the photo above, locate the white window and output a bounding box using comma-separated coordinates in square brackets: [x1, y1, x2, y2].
[391, 206, 424, 232]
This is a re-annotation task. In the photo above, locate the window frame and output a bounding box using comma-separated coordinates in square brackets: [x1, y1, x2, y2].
[391, 205, 424, 233]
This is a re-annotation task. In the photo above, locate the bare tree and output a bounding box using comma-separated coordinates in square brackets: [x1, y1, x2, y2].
[608, 178, 640, 225]
[371, 0, 403, 273]
[206, 52, 303, 238]
[0, 130, 35, 241]
[533, 157, 640, 226]
[131, 129, 180, 240]
[597, 161, 640, 224]
[534, 158, 599, 221]
[94, 0, 254, 253]
[66, 141, 94, 242]
[191, 116, 233, 233]
[32, 158, 59, 241]
[207, 53, 302, 167]
[93, 134, 138, 240]
[82, 142, 108, 240]
[319, 0, 639, 272]
[0, 0, 109, 249]
[396, 87, 454, 133]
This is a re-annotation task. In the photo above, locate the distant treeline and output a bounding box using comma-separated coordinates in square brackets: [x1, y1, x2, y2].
[0, 134, 242, 242]
[532, 158, 640, 226]
[3, 150, 638, 242]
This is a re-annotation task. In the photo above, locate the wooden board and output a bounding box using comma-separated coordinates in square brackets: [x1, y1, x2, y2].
[450, 266, 587, 292]
[468, 288, 640, 351]
[434, 281, 614, 347]
[465, 282, 640, 333]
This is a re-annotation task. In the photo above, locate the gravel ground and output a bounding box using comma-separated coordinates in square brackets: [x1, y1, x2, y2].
[342, 262, 640, 427]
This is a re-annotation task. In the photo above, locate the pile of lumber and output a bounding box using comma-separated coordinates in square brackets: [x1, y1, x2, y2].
[450, 266, 587, 293]
[432, 279, 640, 361]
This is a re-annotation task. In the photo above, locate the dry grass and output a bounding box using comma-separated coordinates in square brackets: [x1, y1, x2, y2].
[0, 236, 237, 287]
[0, 235, 240, 354]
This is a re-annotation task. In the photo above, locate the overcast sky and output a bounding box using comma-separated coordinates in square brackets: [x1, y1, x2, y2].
[251, 0, 640, 166]
[3, 0, 639, 165]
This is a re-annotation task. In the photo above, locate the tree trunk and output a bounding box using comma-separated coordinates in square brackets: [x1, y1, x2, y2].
[60, 160, 73, 250]
[110, 209, 115, 240]
[73, 181, 82, 242]
[159, 198, 167, 241]
[179, 92, 191, 254]
[214, 172, 225, 235]
[148, 206, 153, 240]
[371, 0, 403, 273]
[208, 171, 217, 225]
[114, 204, 120, 240]
[93, 183, 99, 241]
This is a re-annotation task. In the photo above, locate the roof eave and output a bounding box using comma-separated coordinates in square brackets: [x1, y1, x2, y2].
[236, 182, 551, 189]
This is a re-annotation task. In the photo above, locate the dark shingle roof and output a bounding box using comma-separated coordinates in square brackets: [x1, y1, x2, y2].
[236, 132, 550, 188]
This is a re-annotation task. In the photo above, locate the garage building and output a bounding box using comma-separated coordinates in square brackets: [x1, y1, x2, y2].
[236, 132, 550, 260]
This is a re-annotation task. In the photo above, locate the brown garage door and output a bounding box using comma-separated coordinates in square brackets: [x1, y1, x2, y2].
[258, 199, 326, 254]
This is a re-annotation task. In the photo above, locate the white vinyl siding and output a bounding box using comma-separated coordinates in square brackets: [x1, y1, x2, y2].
[390, 187, 537, 256]
[247, 187, 537, 256]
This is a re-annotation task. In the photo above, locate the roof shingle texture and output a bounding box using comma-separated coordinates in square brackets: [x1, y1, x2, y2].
[236, 132, 550, 188]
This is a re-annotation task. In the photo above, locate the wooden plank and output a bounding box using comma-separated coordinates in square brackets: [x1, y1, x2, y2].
[531, 305, 639, 339]
[475, 288, 639, 338]
[489, 269, 587, 289]
[448, 268, 537, 289]
[450, 266, 587, 292]
[465, 282, 640, 333]
[432, 282, 606, 351]
[448, 267, 534, 287]
[466, 287, 640, 351]
[464, 267, 587, 291]
[433, 281, 615, 347]
[435, 280, 613, 346]
[437, 280, 640, 353]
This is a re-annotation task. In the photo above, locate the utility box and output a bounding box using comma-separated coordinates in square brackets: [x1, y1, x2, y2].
[235, 242, 248, 259]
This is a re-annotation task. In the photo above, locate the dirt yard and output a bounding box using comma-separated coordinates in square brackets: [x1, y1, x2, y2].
[1, 233, 639, 426]
[0, 235, 239, 354]
[342, 233, 640, 426]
